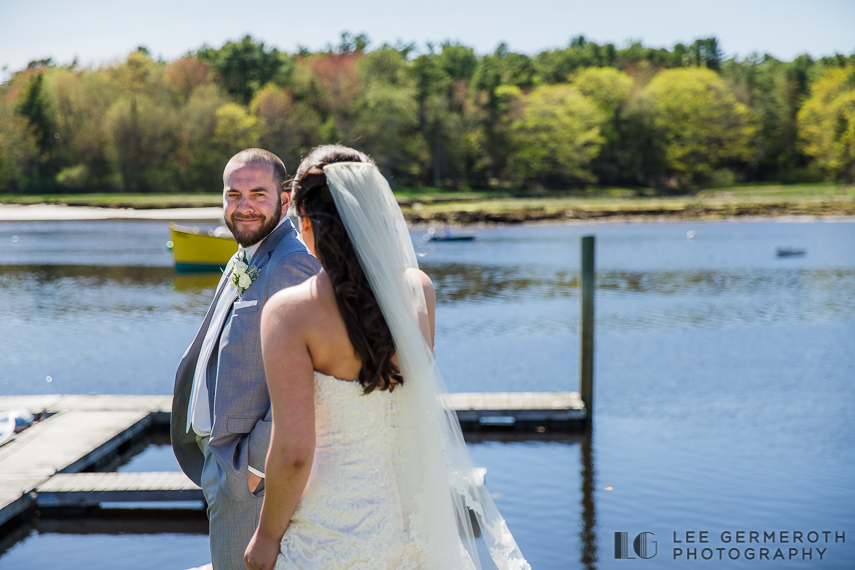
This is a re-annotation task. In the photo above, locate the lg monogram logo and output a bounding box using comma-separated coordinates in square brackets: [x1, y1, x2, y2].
[615, 532, 658, 560]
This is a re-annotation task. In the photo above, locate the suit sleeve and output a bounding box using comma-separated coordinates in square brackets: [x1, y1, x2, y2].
[245, 249, 322, 484]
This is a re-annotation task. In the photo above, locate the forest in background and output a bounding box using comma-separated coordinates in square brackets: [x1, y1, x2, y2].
[1, 33, 854, 194]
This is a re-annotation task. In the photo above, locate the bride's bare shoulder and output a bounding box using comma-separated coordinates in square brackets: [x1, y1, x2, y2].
[262, 273, 323, 329]
[407, 268, 436, 307]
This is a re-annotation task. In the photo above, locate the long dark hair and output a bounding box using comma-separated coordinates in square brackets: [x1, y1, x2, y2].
[291, 145, 402, 394]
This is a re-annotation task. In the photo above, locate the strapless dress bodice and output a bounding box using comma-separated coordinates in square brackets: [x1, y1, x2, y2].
[274, 371, 412, 569]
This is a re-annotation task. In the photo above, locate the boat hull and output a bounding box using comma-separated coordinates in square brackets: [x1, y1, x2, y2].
[169, 224, 237, 272]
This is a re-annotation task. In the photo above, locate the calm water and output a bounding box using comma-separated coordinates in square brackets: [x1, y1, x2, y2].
[0, 219, 853, 569]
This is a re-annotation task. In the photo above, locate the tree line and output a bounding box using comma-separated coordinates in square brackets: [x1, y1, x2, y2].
[1, 34, 853, 194]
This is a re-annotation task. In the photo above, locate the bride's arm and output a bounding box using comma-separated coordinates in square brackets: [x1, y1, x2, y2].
[422, 270, 436, 348]
[407, 268, 436, 349]
[417, 269, 436, 349]
[245, 284, 317, 570]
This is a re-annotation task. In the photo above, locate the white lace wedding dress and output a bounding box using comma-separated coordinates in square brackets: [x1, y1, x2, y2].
[275, 371, 473, 569]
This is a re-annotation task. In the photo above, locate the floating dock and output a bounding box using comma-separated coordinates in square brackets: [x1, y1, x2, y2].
[0, 392, 586, 528]
[0, 395, 171, 527]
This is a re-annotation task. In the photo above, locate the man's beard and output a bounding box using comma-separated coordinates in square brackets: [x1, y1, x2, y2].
[225, 196, 282, 247]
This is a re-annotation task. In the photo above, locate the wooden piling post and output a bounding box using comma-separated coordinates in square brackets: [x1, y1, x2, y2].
[580, 236, 595, 423]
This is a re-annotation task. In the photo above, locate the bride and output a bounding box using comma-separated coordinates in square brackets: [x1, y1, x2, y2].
[243, 145, 529, 570]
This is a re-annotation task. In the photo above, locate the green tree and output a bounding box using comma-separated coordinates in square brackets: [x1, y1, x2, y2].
[335, 32, 370, 54]
[174, 84, 231, 191]
[251, 84, 322, 174]
[688, 38, 722, 71]
[573, 67, 634, 185]
[0, 101, 40, 191]
[213, 102, 262, 157]
[105, 96, 179, 192]
[16, 72, 55, 157]
[643, 67, 757, 184]
[49, 69, 118, 190]
[722, 54, 799, 181]
[197, 36, 292, 105]
[798, 67, 855, 181]
[353, 48, 421, 182]
[109, 49, 159, 94]
[471, 45, 536, 183]
[534, 36, 617, 84]
[410, 50, 449, 185]
[509, 84, 605, 186]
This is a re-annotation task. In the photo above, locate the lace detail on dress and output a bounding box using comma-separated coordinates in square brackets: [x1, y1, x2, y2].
[275, 372, 420, 570]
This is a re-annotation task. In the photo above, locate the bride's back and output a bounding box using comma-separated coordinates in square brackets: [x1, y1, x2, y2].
[289, 269, 434, 384]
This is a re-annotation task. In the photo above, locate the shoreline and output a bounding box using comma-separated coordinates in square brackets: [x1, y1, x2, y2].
[1, 202, 854, 225]
[0, 204, 224, 222]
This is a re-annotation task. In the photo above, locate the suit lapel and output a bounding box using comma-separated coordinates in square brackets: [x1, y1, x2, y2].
[193, 219, 293, 390]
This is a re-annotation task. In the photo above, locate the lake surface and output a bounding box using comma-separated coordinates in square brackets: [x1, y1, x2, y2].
[0, 219, 853, 569]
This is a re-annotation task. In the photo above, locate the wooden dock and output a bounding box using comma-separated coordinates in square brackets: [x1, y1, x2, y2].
[35, 472, 203, 507]
[0, 395, 171, 527]
[0, 391, 585, 529]
[447, 391, 585, 430]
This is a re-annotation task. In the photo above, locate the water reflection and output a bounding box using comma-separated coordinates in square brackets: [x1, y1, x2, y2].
[0, 265, 216, 322]
[24, 509, 207, 536]
[3, 262, 852, 332]
[0, 520, 210, 570]
[580, 431, 597, 570]
[424, 262, 855, 303]
[172, 272, 222, 291]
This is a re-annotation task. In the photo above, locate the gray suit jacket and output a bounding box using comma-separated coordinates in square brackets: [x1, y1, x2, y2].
[171, 219, 321, 500]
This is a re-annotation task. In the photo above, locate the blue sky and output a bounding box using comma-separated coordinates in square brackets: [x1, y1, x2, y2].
[1, 0, 853, 77]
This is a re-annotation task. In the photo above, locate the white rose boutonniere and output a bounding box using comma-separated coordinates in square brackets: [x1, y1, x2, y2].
[230, 252, 259, 299]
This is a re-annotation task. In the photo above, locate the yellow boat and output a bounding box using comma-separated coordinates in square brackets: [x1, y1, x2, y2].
[167, 223, 237, 272]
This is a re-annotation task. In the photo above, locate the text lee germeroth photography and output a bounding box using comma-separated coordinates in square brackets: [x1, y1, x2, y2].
[1, 1, 854, 569]
[615, 530, 847, 563]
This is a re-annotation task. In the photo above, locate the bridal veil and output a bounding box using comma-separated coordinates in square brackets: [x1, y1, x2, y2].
[323, 162, 529, 570]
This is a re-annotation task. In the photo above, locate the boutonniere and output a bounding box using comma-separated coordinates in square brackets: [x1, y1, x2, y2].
[230, 252, 260, 299]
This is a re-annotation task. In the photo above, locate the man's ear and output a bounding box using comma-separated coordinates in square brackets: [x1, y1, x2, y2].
[280, 190, 291, 215]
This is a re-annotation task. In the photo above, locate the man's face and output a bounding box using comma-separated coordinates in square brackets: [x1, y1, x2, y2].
[222, 163, 289, 247]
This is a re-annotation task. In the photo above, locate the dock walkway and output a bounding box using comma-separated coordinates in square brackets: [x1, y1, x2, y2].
[0, 395, 170, 526]
[0, 392, 585, 527]
[36, 471, 202, 507]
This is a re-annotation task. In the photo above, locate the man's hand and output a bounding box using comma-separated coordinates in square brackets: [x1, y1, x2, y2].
[249, 471, 262, 493]
[244, 529, 279, 570]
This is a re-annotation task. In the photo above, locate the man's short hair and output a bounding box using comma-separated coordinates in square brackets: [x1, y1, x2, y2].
[224, 148, 288, 192]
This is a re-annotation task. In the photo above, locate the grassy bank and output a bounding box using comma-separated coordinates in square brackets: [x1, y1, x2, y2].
[403, 184, 855, 224]
[0, 193, 224, 209]
[2, 183, 854, 223]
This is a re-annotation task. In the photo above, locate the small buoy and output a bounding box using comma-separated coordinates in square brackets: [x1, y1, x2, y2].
[605, 487, 613, 491]
[165, 240, 174, 250]
[11, 235, 19, 243]
[686, 230, 695, 239]
[46, 376, 52, 383]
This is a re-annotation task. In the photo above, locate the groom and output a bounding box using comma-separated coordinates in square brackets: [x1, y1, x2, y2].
[172, 148, 320, 569]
